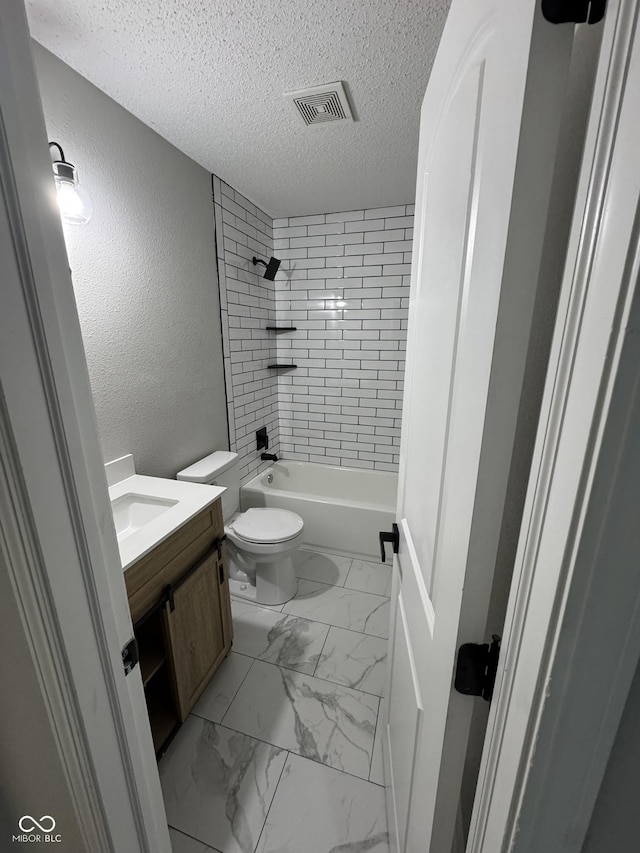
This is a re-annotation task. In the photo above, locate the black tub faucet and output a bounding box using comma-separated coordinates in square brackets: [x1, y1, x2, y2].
[261, 453, 278, 461]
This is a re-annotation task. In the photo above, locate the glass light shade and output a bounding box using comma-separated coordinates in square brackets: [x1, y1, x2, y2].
[53, 161, 93, 225]
[55, 179, 93, 225]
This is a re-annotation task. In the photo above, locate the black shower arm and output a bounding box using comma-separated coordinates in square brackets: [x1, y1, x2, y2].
[252, 257, 267, 268]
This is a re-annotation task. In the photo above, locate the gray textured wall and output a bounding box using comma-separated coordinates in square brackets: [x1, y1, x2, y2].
[33, 43, 228, 477]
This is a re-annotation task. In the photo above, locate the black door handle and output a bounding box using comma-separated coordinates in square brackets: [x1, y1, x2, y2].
[379, 523, 399, 562]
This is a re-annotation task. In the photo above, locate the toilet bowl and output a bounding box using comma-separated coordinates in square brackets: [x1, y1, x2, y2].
[176, 452, 303, 605]
[225, 507, 303, 605]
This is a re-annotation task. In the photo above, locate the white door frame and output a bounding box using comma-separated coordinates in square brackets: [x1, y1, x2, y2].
[0, 4, 170, 851]
[469, 0, 640, 849]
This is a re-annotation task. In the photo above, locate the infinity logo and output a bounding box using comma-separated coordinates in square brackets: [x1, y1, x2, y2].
[18, 815, 56, 833]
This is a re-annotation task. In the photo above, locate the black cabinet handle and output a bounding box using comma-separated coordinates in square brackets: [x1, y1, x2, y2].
[379, 523, 399, 562]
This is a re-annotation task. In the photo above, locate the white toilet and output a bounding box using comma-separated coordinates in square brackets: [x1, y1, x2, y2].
[176, 451, 303, 605]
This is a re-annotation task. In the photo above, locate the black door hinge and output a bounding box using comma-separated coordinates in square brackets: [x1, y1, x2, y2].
[541, 0, 606, 24]
[454, 635, 501, 702]
[122, 637, 139, 676]
[379, 523, 399, 563]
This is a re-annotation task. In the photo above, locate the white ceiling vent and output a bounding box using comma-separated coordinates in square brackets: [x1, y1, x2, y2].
[286, 81, 353, 127]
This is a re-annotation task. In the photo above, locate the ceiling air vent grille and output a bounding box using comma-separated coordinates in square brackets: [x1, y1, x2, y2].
[286, 81, 353, 127]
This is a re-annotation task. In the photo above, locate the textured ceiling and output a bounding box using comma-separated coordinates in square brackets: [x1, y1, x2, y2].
[26, 0, 450, 217]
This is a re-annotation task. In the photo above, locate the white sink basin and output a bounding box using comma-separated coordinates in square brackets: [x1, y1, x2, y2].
[111, 492, 178, 542]
[108, 472, 225, 571]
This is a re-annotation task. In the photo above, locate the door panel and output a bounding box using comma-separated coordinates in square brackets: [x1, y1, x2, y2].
[386, 0, 574, 851]
[387, 594, 425, 853]
[219, 545, 233, 645]
[404, 58, 485, 598]
[164, 552, 226, 720]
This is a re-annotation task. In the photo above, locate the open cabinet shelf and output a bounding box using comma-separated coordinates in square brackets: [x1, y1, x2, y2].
[145, 667, 180, 755]
[134, 607, 178, 755]
[140, 648, 166, 687]
[136, 611, 167, 686]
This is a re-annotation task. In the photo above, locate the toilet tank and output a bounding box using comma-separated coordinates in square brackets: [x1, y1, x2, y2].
[176, 451, 240, 520]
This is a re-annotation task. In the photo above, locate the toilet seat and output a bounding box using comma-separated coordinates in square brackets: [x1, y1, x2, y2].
[230, 507, 304, 544]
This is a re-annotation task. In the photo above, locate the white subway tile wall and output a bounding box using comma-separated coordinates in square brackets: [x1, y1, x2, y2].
[213, 176, 280, 484]
[273, 206, 413, 471]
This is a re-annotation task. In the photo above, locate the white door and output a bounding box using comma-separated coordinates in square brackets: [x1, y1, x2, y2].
[385, 1, 575, 851]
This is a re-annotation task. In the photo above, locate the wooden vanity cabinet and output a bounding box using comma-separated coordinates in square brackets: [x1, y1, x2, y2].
[125, 498, 232, 754]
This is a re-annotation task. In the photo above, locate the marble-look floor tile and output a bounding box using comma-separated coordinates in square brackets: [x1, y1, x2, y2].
[231, 599, 329, 674]
[315, 627, 388, 696]
[192, 652, 252, 724]
[345, 558, 392, 597]
[370, 698, 386, 786]
[160, 716, 286, 853]
[231, 595, 284, 612]
[169, 827, 220, 853]
[294, 549, 352, 587]
[223, 660, 378, 779]
[256, 753, 389, 853]
[284, 578, 390, 638]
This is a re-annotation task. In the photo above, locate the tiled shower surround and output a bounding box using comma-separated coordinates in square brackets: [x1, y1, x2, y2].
[213, 177, 279, 484]
[214, 179, 414, 477]
[273, 207, 413, 471]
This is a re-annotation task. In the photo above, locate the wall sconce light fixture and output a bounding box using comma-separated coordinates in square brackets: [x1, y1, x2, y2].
[49, 141, 93, 225]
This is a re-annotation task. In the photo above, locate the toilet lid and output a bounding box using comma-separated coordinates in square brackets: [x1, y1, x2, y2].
[231, 507, 304, 544]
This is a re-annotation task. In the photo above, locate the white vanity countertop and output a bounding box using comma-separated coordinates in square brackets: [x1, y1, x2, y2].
[109, 474, 225, 572]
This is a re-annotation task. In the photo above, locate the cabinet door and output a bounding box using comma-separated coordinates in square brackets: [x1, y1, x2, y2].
[163, 551, 226, 721]
[218, 544, 233, 648]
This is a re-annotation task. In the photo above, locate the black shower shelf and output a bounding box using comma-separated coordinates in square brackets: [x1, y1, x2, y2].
[268, 363, 297, 370]
[265, 326, 297, 332]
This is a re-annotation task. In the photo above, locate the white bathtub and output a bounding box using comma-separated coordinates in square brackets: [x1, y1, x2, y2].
[241, 460, 398, 561]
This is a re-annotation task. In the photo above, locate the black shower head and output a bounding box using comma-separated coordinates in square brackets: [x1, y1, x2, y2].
[252, 255, 281, 281]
